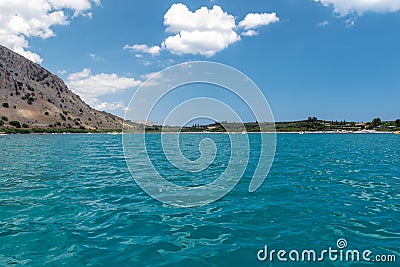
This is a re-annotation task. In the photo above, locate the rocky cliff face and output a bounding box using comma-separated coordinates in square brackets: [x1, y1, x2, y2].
[0, 45, 125, 130]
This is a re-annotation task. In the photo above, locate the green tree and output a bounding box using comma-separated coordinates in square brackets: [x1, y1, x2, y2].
[1, 116, 8, 121]
[9, 121, 21, 128]
[0, 120, 3, 126]
[370, 117, 382, 128]
[396, 119, 400, 127]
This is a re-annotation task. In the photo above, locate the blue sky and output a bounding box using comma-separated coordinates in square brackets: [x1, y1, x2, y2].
[1, 0, 399, 123]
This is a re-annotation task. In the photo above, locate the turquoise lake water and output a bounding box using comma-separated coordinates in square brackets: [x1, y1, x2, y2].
[0, 134, 399, 266]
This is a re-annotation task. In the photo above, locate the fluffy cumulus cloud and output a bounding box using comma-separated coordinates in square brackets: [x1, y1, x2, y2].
[0, 0, 100, 63]
[66, 68, 142, 111]
[238, 13, 279, 30]
[123, 44, 161, 56]
[126, 4, 279, 57]
[315, 0, 400, 16]
[162, 4, 239, 57]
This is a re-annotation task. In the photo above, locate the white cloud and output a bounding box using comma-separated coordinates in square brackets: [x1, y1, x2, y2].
[238, 13, 279, 30]
[94, 101, 126, 111]
[57, 69, 67, 75]
[318, 20, 330, 27]
[315, 0, 400, 16]
[124, 4, 279, 57]
[164, 4, 236, 34]
[345, 17, 356, 28]
[162, 30, 240, 57]
[49, 0, 92, 13]
[140, 72, 159, 80]
[0, 0, 100, 63]
[89, 53, 104, 61]
[241, 30, 259, 36]
[66, 68, 142, 108]
[161, 4, 241, 57]
[123, 44, 161, 56]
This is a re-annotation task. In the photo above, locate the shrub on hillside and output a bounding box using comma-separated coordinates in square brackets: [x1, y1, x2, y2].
[60, 113, 66, 121]
[9, 121, 21, 128]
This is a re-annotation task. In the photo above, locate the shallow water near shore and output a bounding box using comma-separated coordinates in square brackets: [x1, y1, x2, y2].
[0, 133, 399, 266]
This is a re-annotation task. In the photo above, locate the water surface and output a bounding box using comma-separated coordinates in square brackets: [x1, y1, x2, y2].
[0, 134, 399, 266]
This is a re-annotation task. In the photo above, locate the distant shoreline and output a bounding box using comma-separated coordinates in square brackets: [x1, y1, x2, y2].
[1, 129, 399, 135]
[2, 130, 398, 135]
[1, 117, 400, 135]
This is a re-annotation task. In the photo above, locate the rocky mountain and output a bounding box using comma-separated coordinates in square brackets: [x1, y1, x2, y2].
[0, 45, 127, 130]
